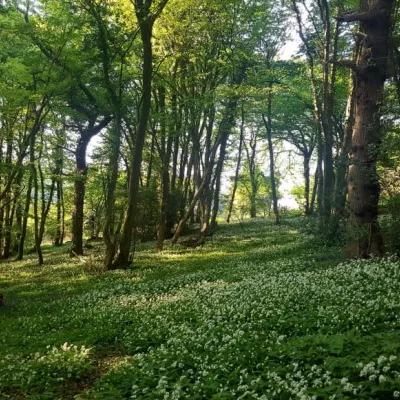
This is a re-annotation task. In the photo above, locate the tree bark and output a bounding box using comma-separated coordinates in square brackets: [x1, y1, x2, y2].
[172, 132, 223, 244]
[71, 139, 88, 257]
[156, 87, 174, 251]
[54, 177, 64, 246]
[303, 152, 311, 215]
[114, 6, 155, 268]
[332, 69, 356, 230]
[343, 0, 394, 257]
[227, 103, 245, 223]
[32, 159, 43, 265]
[263, 88, 279, 225]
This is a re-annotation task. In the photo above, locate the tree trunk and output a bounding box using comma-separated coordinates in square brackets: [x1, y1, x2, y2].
[172, 132, 223, 244]
[114, 16, 154, 268]
[32, 161, 43, 265]
[263, 88, 279, 225]
[103, 113, 122, 269]
[310, 166, 319, 213]
[227, 103, 245, 223]
[303, 153, 311, 215]
[156, 87, 173, 252]
[70, 118, 111, 257]
[71, 139, 88, 257]
[210, 134, 229, 231]
[54, 149, 65, 246]
[316, 139, 324, 217]
[54, 177, 64, 246]
[332, 70, 356, 230]
[146, 135, 155, 188]
[341, 0, 394, 257]
[38, 177, 56, 246]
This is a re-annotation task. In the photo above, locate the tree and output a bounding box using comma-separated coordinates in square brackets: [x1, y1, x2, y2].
[338, 0, 396, 257]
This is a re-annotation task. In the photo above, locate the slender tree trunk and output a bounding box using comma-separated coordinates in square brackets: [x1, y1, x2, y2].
[320, 0, 335, 221]
[3, 170, 23, 258]
[172, 89, 241, 243]
[18, 127, 38, 260]
[263, 88, 279, 225]
[54, 177, 64, 246]
[310, 166, 319, 213]
[210, 134, 229, 231]
[199, 107, 215, 233]
[146, 135, 155, 188]
[157, 87, 173, 251]
[172, 133, 223, 244]
[104, 113, 122, 269]
[114, 16, 154, 268]
[303, 153, 311, 215]
[3, 199, 15, 259]
[71, 139, 88, 257]
[245, 142, 257, 219]
[2, 140, 17, 259]
[13, 194, 23, 253]
[32, 161, 43, 265]
[316, 138, 324, 217]
[0, 207, 4, 256]
[227, 103, 245, 223]
[38, 178, 55, 246]
[332, 70, 356, 230]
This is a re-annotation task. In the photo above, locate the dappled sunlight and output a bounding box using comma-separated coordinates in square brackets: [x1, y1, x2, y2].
[2, 219, 400, 399]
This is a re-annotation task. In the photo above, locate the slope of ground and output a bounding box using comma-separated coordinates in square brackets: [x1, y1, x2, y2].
[1, 218, 400, 399]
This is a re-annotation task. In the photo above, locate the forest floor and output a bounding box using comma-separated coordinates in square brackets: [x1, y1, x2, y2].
[1, 217, 400, 399]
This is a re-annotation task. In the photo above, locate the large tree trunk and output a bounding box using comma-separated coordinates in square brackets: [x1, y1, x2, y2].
[340, 0, 394, 257]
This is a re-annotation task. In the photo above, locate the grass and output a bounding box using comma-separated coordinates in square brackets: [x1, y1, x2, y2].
[1, 217, 400, 399]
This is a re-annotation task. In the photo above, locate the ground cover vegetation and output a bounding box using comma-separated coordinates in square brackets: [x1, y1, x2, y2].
[1, 218, 400, 399]
[1, 0, 400, 398]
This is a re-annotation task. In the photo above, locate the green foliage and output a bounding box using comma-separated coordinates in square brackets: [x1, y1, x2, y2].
[380, 195, 400, 254]
[1, 220, 400, 398]
[291, 184, 305, 210]
[136, 180, 160, 241]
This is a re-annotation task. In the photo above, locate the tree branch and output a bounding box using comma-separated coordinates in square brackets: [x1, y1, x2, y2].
[333, 59, 366, 77]
[337, 11, 373, 23]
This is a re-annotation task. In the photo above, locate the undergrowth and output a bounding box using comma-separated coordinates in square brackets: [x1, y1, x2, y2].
[1, 217, 400, 399]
